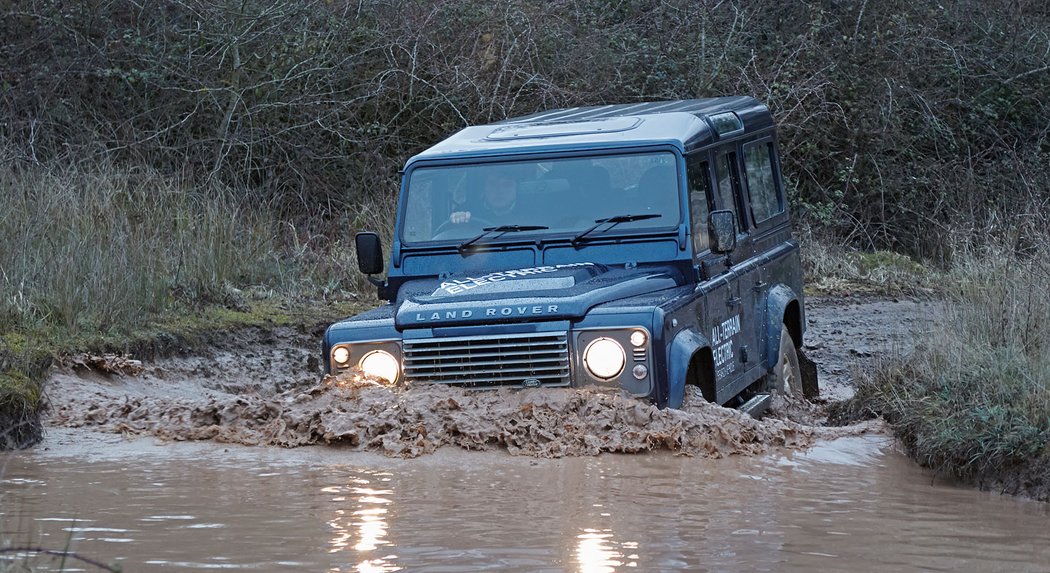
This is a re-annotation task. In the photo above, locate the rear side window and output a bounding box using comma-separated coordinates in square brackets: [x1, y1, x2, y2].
[743, 141, 783, 223]
[713, 150, 745, 230]
[686, 155, 712, 253]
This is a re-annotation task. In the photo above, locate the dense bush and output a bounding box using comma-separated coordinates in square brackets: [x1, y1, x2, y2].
[1, 0, 1048, 254]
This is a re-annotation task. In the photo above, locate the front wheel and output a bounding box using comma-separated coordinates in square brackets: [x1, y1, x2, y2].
[768, 324, 803, 398]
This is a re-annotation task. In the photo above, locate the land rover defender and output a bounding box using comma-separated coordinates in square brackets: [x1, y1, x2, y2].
[323, 97, 817, 415]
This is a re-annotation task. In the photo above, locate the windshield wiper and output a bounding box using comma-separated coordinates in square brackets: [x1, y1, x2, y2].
[458, 224, 549, 253]
[571, 214, 662, 247]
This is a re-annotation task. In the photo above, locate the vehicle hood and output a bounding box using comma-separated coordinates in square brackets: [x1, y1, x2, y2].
[394, 262, 684, 328]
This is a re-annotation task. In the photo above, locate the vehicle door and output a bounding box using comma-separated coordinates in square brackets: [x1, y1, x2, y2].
[686, 152, 732, 397]
[711, 147, 761, 398]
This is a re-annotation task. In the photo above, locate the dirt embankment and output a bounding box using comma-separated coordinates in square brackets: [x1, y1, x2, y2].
[44, 296, 931, 457]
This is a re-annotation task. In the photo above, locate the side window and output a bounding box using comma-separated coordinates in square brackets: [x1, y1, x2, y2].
[686, 155, 712, 254]
[743, 141, 783, 223]
[713, 150, 745, 230]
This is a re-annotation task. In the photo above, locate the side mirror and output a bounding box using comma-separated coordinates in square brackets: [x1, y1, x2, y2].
[355, 232, 384, 275]
[709, 210, 737, 253]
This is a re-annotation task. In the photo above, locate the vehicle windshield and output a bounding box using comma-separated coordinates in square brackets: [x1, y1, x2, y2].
[400, 151, 681, 244]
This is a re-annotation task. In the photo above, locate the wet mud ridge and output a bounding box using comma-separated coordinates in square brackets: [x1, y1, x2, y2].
[52, 375, 837, 458]
[45, 296, 927, 457]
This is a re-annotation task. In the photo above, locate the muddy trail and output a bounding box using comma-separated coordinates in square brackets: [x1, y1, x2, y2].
[44, 295, 933, 458]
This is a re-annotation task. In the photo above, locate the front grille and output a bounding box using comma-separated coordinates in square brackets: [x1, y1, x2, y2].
[403, 332, 570, 387]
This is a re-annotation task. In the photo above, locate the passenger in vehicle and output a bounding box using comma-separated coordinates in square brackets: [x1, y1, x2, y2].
[449, 172, 519, 225]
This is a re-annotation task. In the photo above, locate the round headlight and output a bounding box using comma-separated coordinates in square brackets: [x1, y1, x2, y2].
[629, 330, 647, 347]
[332, 346, 350, 366]
[359, 350, 399, 384]
[583, 337, 626, 380]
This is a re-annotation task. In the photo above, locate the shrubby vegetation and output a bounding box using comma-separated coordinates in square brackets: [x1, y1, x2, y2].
[2, 0, 1048, 251]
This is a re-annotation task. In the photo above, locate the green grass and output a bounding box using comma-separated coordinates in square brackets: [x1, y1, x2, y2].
[0, 333, 52, 449]
[835, 241, 1050, 498]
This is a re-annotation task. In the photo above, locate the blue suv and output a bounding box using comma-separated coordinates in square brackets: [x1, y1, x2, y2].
[324, 97, 817, 415]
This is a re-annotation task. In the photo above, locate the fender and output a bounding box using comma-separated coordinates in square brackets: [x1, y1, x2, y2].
[666, 328, 711, 409]
[763, 283, 799, 369]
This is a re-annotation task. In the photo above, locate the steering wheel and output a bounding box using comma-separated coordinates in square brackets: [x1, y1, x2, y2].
[431, 216, 495, 241]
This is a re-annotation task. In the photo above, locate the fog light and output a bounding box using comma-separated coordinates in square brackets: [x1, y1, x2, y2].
[332, 346, 350, 366]
[630, 330, 647, 347]
[632, 364, 648, 379]
[359, 350, 399, 384]
[583, 337, 626, 380]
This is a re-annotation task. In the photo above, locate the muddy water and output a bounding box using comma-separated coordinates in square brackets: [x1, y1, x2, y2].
[49, 375, 832, 459]
[3, 431, 1048, 572]
[40, 295, 935, 461]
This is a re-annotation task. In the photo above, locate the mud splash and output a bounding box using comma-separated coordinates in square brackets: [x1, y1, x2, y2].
[44, 296, 915, 458]
[49, 373, 830, 458]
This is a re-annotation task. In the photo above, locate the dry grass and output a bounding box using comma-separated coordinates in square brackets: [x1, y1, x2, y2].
[799, 228, 938, 295]
[839, 239, 1050, 498]
[0, 157, 394, 448]
[0, 161, 285, 333]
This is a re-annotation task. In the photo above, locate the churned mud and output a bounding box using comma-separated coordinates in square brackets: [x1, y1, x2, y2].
[51, 375, 820, 457]
[43, 296, 927, 457]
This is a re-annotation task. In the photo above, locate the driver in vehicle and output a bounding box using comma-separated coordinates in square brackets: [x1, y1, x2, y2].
[449, 172, 518, 225]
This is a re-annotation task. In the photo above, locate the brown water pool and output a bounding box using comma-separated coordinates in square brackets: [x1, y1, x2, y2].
[2, 429, 1048, 572]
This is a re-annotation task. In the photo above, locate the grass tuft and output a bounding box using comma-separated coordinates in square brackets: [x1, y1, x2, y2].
[0, 160, 289, 334]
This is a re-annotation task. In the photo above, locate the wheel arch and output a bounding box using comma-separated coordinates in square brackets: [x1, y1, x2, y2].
[764, 284, 802, 369]
[687, 346, 716, 403]
[666, 328, 713, 409]
[784, 299, 802, 349]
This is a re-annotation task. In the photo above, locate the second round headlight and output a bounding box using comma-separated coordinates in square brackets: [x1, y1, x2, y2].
[583, 337, 626, 380]
[359, 350, 400, 384]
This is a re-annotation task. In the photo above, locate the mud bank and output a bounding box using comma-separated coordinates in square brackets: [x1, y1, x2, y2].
[0, 407, 42, 449]
[50, 374, 853, 458]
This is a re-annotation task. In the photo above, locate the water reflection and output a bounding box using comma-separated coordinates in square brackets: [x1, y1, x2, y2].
[325, 472, 400, 573]
[577, 528, 630, 572]
[353, 507, 388, 552]
[568, 463, 642, 573]
[6, 436, 1050, 572]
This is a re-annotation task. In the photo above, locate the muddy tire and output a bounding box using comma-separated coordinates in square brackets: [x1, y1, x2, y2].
[768, 324, 804, 399]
